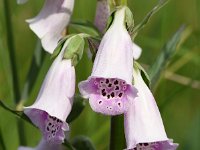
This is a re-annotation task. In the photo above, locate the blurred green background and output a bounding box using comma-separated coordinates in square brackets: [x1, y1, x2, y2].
[0, 0, 200, 150]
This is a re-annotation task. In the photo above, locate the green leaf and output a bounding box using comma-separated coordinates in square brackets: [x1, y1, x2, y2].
[148, 26, 186, 88]
[72, 136, 96, 150]
[134, 61, 151, 87]
[63, 35, 85, 66]
[66, 95, 86, 123]
[0, 100, 34, 126]
[131, 0, 169, 38]
[70, 20, 100, 37]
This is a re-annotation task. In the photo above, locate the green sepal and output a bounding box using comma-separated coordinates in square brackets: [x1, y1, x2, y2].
[124, 6, 134, 32]
[105, 10, 115, 32]
[134, 61, 151, 88]
[63, 35, 85, 66]
[51, 34, 75, 59]
[66, 95, 86, 123]
[72, 136, 96, 150]
[105, 6, 134, 33]
[0, 100, 34, 127]
[87, 37, 100, 61]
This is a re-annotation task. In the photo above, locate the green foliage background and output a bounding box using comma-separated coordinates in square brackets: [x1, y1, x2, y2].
[0, 0, 200, 150]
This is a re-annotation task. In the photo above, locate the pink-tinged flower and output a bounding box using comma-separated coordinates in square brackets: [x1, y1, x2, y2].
[94, 0, 110, 33]
[18, 0, 74, 53]
[78, 8, 137, 116]
[94, 1, 142, 60]
[18, 138, 65, 150]
[124, 67, 178, 150]
[24, 41, 75, 144]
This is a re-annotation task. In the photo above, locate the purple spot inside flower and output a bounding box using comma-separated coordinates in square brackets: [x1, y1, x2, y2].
[24, 109, 67, 144]
[85, 77, 136, 115]
[134, 140, 178, 150]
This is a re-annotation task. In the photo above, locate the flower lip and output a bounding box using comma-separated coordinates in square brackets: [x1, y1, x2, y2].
[18, 137, 65, 150]
[79, 77, 137, 115]
[124, 66, 178, 150]
[130, 140, 179, 150]
[24, 109, 69, 144]
[26, 0, 74, 53]
[23, 40, 75, 144]
[79, 8, 138, 115]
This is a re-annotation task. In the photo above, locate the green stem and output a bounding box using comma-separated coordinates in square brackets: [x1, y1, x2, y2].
[109, 115, 126, 150]
[3, 0, 20, 103]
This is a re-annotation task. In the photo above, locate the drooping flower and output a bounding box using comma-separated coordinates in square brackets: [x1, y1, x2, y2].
[78, 7, 137, 116]
[18, 138, 65, 150]
[18, 0, 74, 53]
[24, 40, 75, 144]
[124, 66, 178, 150]
[94, 1, 142, 60]
[94, 0, 110, 33]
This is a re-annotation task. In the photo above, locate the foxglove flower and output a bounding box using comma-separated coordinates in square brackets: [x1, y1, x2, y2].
[24, 41, 75, 144]
[79, 8, 137, 116]
[124, 66, 178, 150]
[94, 0, 110, 33]
[94, 1, 142, 60]
[18, 138, 65, 150]
[18, 0, 74, 53]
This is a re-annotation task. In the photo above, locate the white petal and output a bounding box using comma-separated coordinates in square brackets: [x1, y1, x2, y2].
[132, 42, 142, 60]
[124, 67, 168, 149]
[92, 7, 133, 84]
[94, 0, 110, 33]
[27, 0, 74, 53]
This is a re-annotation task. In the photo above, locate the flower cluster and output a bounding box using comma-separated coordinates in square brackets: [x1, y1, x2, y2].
[17, 0, 178, 149]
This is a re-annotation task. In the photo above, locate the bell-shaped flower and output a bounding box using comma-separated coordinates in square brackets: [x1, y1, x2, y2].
[79, 8, 137, 116]
[18, 0, 74, 53]
[24, 41, 75, 144]
[94, 0, 110, 33]
[18, 138, 66, 150]
[124, 66, 178, 150]
[94, 1, 142, 60]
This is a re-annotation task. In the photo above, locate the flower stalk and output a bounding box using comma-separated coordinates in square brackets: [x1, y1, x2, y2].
[110, 115, 126, 150]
